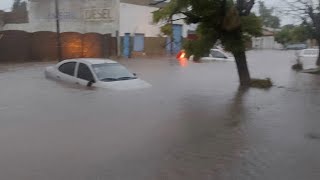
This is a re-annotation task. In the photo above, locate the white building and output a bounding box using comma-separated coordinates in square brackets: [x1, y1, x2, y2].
[119, 1, 195, 56]
[2, 0, 194, 57]
[119, 2, 191, 38]
[3, 0, 120, 35]
[252, 27, 283, 50]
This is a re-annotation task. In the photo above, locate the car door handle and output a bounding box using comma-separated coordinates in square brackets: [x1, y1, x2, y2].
[56, 76, 60, 79]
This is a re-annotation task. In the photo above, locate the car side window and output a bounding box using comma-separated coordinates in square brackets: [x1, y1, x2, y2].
[77, 63, 94, 81]
[58, 62, 76, 76]
[211, 50, 226, 58]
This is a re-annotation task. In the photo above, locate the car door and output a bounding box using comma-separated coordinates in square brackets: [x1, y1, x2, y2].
[57, 62, 77, 84]
[76, 63, 96, 86]
[210, 50, 227, 61]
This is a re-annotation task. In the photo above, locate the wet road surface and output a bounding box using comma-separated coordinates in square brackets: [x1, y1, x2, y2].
[0, 50, 320, 180]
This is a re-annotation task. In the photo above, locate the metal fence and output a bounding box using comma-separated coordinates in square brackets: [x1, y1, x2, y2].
[0, 30, 117, 62]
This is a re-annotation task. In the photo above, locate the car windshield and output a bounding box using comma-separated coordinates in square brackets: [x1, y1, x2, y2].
[210, 49, 233, 58]
[92, 63, 136, 82]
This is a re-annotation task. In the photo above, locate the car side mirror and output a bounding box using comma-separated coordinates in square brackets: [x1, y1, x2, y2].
[87, 79, 96, 87]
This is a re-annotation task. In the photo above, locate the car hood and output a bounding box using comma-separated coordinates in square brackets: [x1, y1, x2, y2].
[96, 78, 151, 90]
[201, 56, 235, 62]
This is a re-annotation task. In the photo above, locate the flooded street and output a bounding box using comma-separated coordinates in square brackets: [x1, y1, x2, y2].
[0, 50, 320, 180]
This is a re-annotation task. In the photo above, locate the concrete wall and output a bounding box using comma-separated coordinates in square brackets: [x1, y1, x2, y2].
[119, 35, 167, 57]
[0, 11, 4, 31]
[4, 0, 120, 35]
[252, 36, 283, 49]
[144, 37, 167, 56]
[119, 3, 161, 37]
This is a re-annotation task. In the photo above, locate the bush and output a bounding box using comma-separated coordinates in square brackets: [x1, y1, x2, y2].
[250, 78, 273, 89]
[292, 63, 303, 71]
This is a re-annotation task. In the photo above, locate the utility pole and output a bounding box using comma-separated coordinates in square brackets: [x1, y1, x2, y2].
[54, 0, 62, 61]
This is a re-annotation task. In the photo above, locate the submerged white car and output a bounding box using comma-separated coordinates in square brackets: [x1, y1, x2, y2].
[45, 58, 151, 90]
[189, 49, 235, 62]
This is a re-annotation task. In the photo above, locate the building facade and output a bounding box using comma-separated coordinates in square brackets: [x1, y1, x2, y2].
[252, 27, 283, 50]
[4, 0, 120, 35]
[1, 0, 194, 60]
[119, 1, 194, 57]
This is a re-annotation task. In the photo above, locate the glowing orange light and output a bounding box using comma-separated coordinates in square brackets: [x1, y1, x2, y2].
[176, 50, 186, 59]
[179, 52, 186, 59]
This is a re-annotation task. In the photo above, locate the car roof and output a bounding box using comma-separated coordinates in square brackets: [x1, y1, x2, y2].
[288, 44, 306, 46]
[62, 58, 118, 65]
[303, 48, 318, 50]
[78, 58, 118, 64]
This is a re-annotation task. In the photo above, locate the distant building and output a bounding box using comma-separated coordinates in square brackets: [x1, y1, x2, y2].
[252, 27, 283, 49]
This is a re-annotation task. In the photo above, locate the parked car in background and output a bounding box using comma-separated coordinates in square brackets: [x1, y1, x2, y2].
[189, 49, 235, 62]
[299, 48, 319, 58]
[298, 48, 319, 69]
[285, 44, 307, 50]
[45, 58, 151, 90]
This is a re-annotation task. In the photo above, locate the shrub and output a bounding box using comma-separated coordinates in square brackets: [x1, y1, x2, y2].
[250, 78, 273, 89]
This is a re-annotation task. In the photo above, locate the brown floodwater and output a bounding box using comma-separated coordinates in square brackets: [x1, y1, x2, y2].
[0, 50, 320, 180]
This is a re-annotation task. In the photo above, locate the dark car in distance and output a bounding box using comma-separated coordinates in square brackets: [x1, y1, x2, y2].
[285, 44, 307, 50]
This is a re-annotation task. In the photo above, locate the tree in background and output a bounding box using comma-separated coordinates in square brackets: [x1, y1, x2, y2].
[284, 0, 320, 66]
[291, 23, 313, 43]
[12, 0, 27, 12]
[274, 25, 294, 45]
[275, 23, 312, 45]
[258, 1, 280, 29]
[153, 0, 262, 86]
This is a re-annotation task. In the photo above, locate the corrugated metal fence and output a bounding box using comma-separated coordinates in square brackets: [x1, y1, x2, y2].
[0, 30, 117, 62]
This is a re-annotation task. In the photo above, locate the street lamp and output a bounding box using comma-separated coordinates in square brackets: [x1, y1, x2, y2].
[54, 0, 62, 61]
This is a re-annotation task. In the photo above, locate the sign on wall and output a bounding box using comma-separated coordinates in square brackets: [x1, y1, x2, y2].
[29, 0, 117, 23]
[84, 8, 113, 22]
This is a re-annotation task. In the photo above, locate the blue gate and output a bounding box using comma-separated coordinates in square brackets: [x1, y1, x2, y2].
[133, 34, 145, 52]
[123, 33, 130, 58]
[166, 24, 183, 54]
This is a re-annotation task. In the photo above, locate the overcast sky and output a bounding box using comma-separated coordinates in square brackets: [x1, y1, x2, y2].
[0, 0, 295, 25]
[0, 0, 14, 11]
